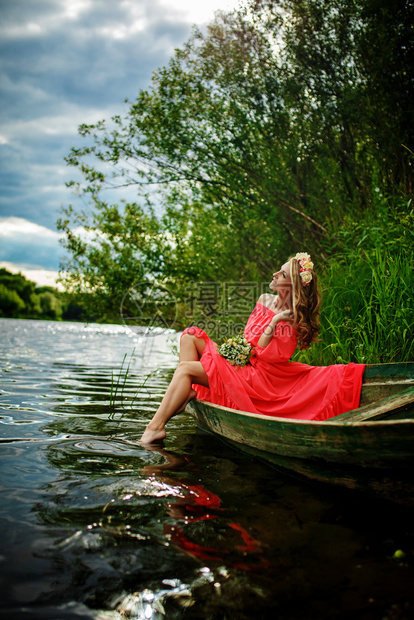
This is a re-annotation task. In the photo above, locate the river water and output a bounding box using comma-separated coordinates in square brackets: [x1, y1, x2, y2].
[0, 318, 413, 620]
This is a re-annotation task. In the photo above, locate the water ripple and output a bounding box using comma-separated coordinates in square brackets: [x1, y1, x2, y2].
[2, 318, 414, 620]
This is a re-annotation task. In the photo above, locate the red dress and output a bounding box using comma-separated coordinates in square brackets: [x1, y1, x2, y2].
[182, 302, 365, 421]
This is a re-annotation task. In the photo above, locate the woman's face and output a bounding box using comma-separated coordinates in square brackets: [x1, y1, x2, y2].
[269, 262, 292, 292]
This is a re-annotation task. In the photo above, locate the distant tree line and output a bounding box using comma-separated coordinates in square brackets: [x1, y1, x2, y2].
[57, 0, 413, 362]
[0, 269, 88, 321]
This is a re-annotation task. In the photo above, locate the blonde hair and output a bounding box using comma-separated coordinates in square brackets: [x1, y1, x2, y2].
[289, 256, 321, 350]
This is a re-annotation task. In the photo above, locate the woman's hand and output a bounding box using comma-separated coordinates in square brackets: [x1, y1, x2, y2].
[258, 310, 293, 348]
[275, 309, 294, 323]
[257, 308, 294, 348]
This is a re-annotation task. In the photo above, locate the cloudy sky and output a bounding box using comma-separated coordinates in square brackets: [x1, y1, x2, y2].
[0, 0, 241, 286]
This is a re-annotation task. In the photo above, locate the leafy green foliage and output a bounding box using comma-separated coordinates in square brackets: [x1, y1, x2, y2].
[59, 10, 330, 303]
[294, 198, 414, 364]
[0, 283, 25, 317]
[253, 0, 414, 200]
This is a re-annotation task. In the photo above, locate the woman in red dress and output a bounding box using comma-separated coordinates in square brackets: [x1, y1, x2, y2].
[140, 253, 365, 444]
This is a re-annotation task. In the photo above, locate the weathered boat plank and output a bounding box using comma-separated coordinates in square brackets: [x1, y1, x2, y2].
[328, 386, 414, 423]
[360, 382, 414, 405]
[362, 362, 414, 383]
[187, 400, 414, 467]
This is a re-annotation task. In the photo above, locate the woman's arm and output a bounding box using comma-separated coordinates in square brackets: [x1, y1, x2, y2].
[257, 309, 294, 348]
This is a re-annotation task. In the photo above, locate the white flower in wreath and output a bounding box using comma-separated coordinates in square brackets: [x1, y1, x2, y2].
[300, 270, 312, 284]
[295, 252, 311, 262]
[301, 259, 314, 270]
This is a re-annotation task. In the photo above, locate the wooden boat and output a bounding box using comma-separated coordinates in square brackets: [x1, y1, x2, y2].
[187, 363, 414, 504]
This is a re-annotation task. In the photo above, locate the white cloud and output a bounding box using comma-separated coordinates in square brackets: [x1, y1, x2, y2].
[0, 217, 62, 240]
[0, 261, 62, 289]
[1, 22, 44, 39]
[0, 104, 117, 142]
[0, 217, 64, 271]
[0, 0, 245, 271]
[62, 0, 92, 21]
[0, 0, 93, 40]
[162, 0, 241, 23]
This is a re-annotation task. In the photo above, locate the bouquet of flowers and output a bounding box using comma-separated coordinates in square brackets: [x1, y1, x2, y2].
[217, 334, 254, 367]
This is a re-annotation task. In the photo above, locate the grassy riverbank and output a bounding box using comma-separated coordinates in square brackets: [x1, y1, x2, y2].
[294, 198, 413, 364]
[295, 248, 413, 365]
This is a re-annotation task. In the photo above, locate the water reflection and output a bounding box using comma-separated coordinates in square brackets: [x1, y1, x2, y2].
[141, 446, 267, 569]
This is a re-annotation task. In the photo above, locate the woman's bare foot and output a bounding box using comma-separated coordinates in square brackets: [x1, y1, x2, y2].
[139, 389, 197, 444]
[139, 426, 166, 444]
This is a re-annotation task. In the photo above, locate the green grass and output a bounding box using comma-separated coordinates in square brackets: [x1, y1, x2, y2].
[294, 248, 414, 365]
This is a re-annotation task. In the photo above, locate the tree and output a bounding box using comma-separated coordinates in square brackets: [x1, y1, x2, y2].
[251, 0, 414, 198]
[0, 268, 36, 310]
[60, 10, 330, 318]
[59, 2, 413, 325]
[0, 269, 73, 321]
[38, 292, 63, 320]
[0, 284, 25, 317]
[58, 202, 165, 322]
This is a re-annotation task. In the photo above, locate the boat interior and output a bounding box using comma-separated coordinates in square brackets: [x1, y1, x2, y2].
[333, 363, 414, 423]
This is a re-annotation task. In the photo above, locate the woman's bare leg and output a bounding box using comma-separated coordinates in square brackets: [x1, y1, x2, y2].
[179, 334, 206, 362]
[140, 334, 206, 443]
[172, 387, 197, 416]
[174, 334, 206, 412]
[139, 361, 209, 444]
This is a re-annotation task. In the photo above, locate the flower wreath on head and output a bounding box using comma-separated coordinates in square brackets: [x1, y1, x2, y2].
[295, 252, 314, 286]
